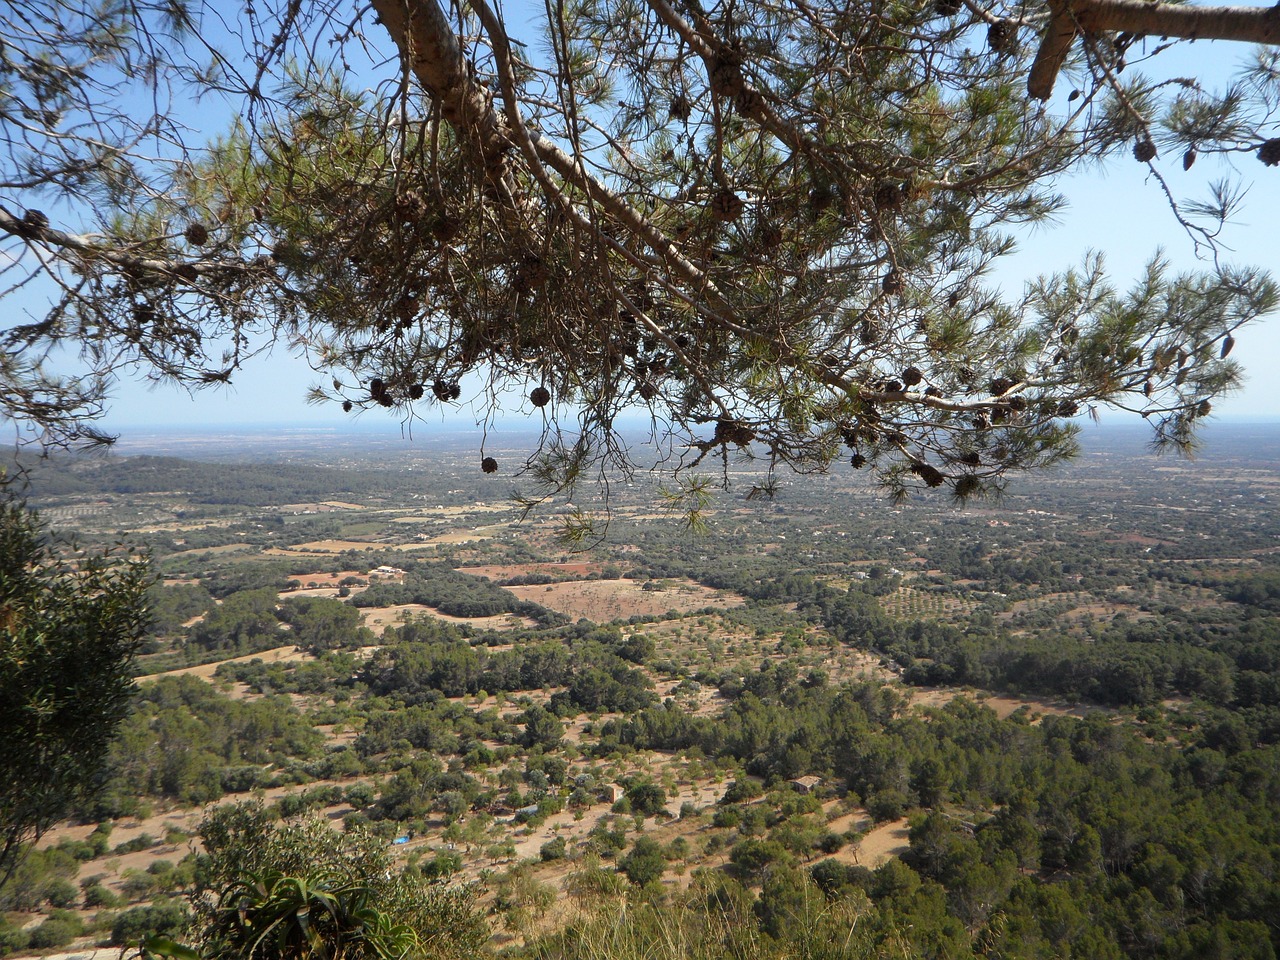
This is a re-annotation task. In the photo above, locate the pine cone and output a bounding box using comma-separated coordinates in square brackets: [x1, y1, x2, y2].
[911, 463, 946, 488]
[873, 183, 903, 211]
[19, 209, 49, 236]
[709, 57, 744, 99]
[1257, 138, 1280, 167]
[987, 20, 1015, 54]
[1133, 138, 1157, 163]
[710, 190, 744, 222]
[735, 87, 762, 114]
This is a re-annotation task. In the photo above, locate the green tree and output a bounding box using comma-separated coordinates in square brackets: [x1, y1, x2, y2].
[619, 837, 666, 887]
[188, 588, 284, 654]
[625, 781, 669, 819]
[520, 705, 564, 750]
[0, 502, 149, 887]
[277, 596, 370, 652]
[2, 0, 1278, 514]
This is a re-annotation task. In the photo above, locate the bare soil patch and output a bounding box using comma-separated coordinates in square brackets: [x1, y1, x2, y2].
[358, 604, 533, 634]
[418, 527, 504, 545]
[906, 687, 1099, 722]
[504, 579, 742, 622]
[460, 562, 607, 580]
[283, 570, 369, 588]
[856, 818, 911, 864]
[150, 645, 311, 681]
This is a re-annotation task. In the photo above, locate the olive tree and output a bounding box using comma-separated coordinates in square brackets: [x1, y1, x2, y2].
[2, 0, 1278, 521]
[0, 500, 150, 887]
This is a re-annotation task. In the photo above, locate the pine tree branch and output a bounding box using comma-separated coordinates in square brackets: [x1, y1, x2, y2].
[0, 206, 267, 283]
[370, 0, 730, 309]
[1030, 0, 1280, 100]
[368, 0, 520, 199]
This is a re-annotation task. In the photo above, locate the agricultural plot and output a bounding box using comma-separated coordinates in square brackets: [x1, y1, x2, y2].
[879, 584, 978, 620]
[503, 578, 743, 622]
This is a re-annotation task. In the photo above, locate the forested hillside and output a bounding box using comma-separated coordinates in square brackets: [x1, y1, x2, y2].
[4, 425, 1279, 960]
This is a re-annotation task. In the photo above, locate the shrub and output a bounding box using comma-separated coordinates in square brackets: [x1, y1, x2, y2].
[816, 831, 846, 854]
[540, 837, 568, 861]
[730, 838, 790, 876]
[84, 883, 123, 908]
[54, 838, 96, 861]
[43, 877, 80, 908]
[721, 779, 763, 804]
[109, 902, 189, 946]
[119, 870, 156, 900]
[625, 781, 668, 818]
[0, 921, 30, 956]
[712, 806, 742, 829]
[28, 913, 83, 949]
[865, 788, 910, 823]
[113, 833, 159, 855]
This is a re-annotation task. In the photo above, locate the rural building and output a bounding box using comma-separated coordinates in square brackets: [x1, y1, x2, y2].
[789, 775, 823, 795]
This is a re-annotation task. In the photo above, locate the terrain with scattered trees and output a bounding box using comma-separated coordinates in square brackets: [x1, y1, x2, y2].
[2, 422, 1279, 959]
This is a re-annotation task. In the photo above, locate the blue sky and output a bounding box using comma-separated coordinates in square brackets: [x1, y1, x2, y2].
[55, 21, 1280, 431]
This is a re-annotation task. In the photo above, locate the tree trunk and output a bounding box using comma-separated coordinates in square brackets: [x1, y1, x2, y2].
[1029, 0, 1280, 99]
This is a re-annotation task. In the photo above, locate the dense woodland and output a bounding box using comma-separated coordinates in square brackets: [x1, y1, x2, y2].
[3, 424, 1280, 959]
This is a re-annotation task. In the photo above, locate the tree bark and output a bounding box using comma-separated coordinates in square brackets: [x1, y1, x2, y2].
[368, 0, 517, 189]
[1029, 0, 1280, 100]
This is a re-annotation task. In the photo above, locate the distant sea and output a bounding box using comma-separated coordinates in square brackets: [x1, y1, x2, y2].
[102, 417, 1280, 465]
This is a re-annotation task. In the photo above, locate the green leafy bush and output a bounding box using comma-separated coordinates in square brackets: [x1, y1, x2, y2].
[110, 902, 189, 947]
